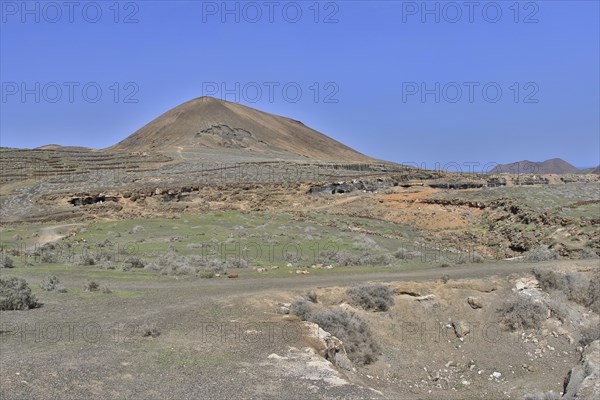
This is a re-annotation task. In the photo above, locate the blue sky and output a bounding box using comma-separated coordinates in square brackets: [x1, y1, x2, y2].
[1, 1, 599, 168]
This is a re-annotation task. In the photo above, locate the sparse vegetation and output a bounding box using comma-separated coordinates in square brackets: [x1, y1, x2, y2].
[290, 294, 381, 366]
[498, 293, 548, 331]
[83, 280, 100, 292]
[290, 297, 313, 321]
[40, 275, 67, 293]
[198, 270, 215, 279]
[79, 256, 96, 266]
[524, 245, 559, 262]
[0, 277, 39, 310]
[533, 267, 600, 312]
[140, 323, 160, 337]
[310, 308, 381, 366]
[346, 283, 394, 312]
[2, 256, 14, 268]
[124, 257, 145, 269]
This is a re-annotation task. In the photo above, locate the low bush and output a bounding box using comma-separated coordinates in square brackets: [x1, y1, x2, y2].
[140, 323, 160, 338]
[83, 280, 99, 292]
[124, 257, 145, 270]
[533, 268, 600, 312]
[198, 270, 215, 279]
[498, 294, 548, 331]
[224, 258, 248, 269]
[347, 283, 394, 312]
[2, 256, 14, 268]
[79, 256, 96, 266]
[524, 245, 559, 262]
[39, 275, 67, 293]
[533, 267, 565, 292]
[579, 248, 599, 260]
[0, 277, 39, 310]
[310, 308, 381, 366]
[290, 298, 313, 321]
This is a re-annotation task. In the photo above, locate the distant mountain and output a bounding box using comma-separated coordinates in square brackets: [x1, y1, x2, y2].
[580, 165, 600, 174]
[108, 96, 373, 162]
[488, 158, 587, 175]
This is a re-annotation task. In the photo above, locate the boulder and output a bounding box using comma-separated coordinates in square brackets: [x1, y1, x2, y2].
[467, 296, 483, 309]
[452, 321, 472, 338]
[302, 321, 356, 372]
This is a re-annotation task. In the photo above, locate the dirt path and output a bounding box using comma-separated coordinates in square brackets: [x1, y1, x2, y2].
[118, 259, 595, 297]
[32, 223, 86, 248]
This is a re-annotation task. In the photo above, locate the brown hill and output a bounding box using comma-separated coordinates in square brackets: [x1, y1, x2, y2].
[108, 97, 372, 162]
[488, 158, 581, 175]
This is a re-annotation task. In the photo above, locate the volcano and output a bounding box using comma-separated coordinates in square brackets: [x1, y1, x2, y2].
[108, 97, 372, 162]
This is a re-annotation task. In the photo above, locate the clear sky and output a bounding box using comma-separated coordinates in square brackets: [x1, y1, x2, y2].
[1, 1, 599, 169]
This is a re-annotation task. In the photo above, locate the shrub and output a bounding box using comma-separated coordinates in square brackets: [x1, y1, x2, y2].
[39, 276, 67, 293]
[290, 298, 313, 321]
[140, 323, 160, 337]
[125, 257, 145, 269]
[101, 286, 112, 294]
[524, 245, 559, 262]
[175, 264, 197, 276]
[310, 308, 381, 366]
[498, 294, 548, 331]
[534, 268, 600, 312]
[0, 277, 39, 310]
[83, 280, 99, 292]
[441, 274, 450, 284]
[470, 252, 485, 263]
[564, 272, 592, 306]
[2, 256, 14, 268]
[533, 267, 565, 292]
[144, 263, 162, 272]
[40, 252, 57, 264]
[394, 249, 422, 261]
[224, 258, 248, 269]
[347, 283, 394, 312]
[198, 270, 215, 279]
[579, 248, 599, 260]
[79, 256, 96, 266]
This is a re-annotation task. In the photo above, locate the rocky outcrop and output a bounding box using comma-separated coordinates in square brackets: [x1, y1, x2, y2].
[562, 340, 600, 399]
[303, 321, 356, 372]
